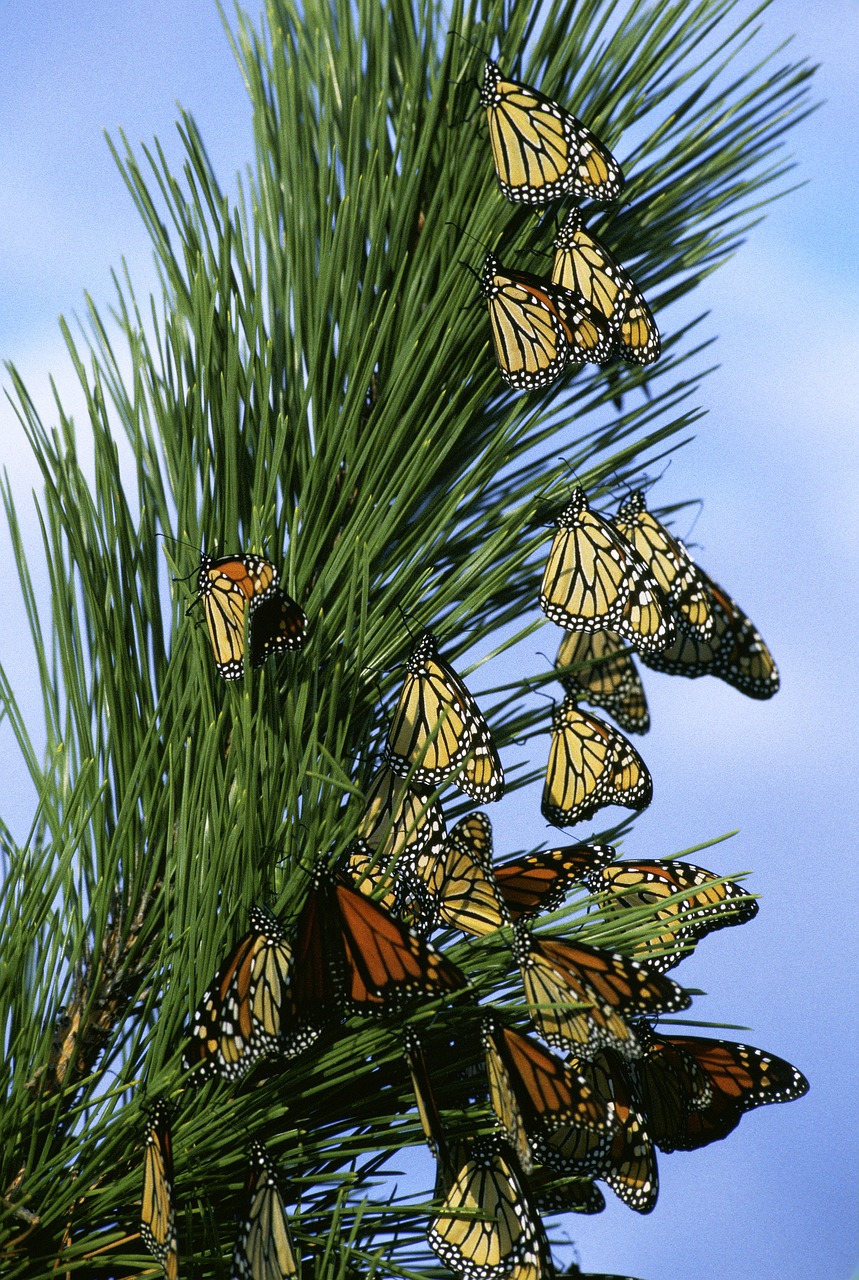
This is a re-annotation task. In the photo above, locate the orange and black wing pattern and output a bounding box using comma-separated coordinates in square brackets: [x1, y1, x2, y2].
[633, 1024, 808, 1153]
[480, 60, 623, 205]
[184, 906, 297, 1080]
[493, 843, 616, 921]
[141, 1099, 179, 1280]
[427, 1136, 541, 1280]
[513, 925, 689, 1060]
[424, 813, 511, 937]
[196, 552, 305, 679]
[292, 864, 466, 1023]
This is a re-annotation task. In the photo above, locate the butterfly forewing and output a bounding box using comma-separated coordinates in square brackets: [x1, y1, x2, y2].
[427, 1137, 540, 1280]
[552, 210, 659, 365]
[556, 628, 650, 734]
[586, 858, 758, 972]
[540, 488, 673, 651]
[384, 632, 503, 800]
[513, 926, 689, 1060]
[231, 1141, 299, 1280]
[613, 492, 711, 639]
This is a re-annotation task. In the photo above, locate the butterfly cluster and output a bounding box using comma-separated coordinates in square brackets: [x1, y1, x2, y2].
[137, 40, 802, 1280]
[477, 58, 660, 386]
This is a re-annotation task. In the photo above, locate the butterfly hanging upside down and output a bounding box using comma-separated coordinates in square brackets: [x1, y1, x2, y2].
[479, 58, 624, 206]
[193, 550, 307, 679]
[479, 253, 614, 391]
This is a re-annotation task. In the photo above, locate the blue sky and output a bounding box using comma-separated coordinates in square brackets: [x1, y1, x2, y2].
[1, 3, 857, 1279]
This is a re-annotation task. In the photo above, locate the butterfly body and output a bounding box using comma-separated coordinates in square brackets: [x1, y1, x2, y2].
[612, 492, 711, 639]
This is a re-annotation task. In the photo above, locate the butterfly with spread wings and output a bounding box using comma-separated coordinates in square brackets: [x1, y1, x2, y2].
[195, 552, 306, 679]
[290, 862, 466, 1032]
[479, 254, 614, 391]
[479, 59, 623, 205]
[493, 842, 617, 922]
[552, 209, 659, 365]
[184, 906, 306, 1080]
[141, 1099, 179, 1280]
[231, 1140, 299, 1280]
[513, 924, 690, 1061]
[555, 628, 650, 735]
[540, 488, 674, 652]
[633, 1024, 808, 1152]
[542, 696, 652, 828]
[383, 631, 504, 802]
[584, 858, 758, 972]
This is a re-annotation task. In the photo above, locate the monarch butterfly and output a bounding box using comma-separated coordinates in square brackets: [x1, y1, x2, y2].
[356, 764, 447, 876]
[291, 862, 466, 1028]
[483, 1016, 615, 1174]
[479, 59, 624, 205]
[195, 552, 306, 679]
[612, 492, 712, 640]
[141, 1099, 178, 1280]
[427, 1136, 541, 1280]
[479, 254, 614, 391]
[633, 1024, 809, 1153]
[512, 924, 690, 1061]
[404, 1026, 449, 1162]
[231, 1140, 299, 1280]
[640, 564, 780, 699]
[555, 629, 650, 735]
[540, 488, 674, 652]
[420, 812, 511, 936]
[383, 631, 504, 802]
[565, 1050, 658, 1214]
[542, 696, 652, 828]
[551, 210, 659, 365]
[184, 907, 307, 1081]
[584, 859, 758, 972]
[493, 842, 617, 921]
